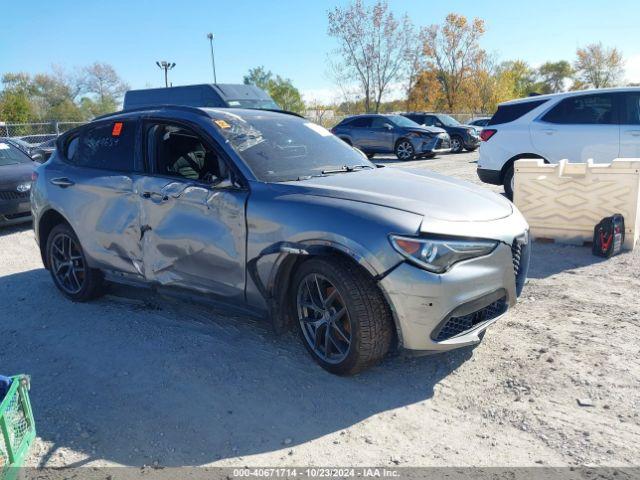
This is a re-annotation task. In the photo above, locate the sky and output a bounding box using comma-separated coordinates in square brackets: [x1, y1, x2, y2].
[1, 0, 640, 103]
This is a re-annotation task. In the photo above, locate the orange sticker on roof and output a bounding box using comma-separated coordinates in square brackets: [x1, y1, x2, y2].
[214, 119, 231, 129]
[112, 122, 123, 136]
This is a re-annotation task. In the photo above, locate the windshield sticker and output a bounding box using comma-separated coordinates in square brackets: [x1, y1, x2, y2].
[214, 119, 231, 129]
[303, 122, 332, 137]
[0, 143, 9, 150]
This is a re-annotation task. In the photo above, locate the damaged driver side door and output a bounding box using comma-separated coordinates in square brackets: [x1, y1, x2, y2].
[137, 120, 248, 300]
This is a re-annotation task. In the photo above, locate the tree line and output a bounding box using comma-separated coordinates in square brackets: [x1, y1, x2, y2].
[1, 3, 630, 123]
[0, 63, 129, 123]
[327, 1, 629, 115]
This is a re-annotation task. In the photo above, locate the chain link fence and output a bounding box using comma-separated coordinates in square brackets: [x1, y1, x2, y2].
[0, 121, 86, 146]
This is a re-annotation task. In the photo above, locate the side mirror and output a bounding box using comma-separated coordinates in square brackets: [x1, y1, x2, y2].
[31, 153, 44, 163]
[383, 123, 393, 130]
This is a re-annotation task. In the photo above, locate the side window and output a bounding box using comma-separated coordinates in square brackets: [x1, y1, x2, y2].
[145, 123, 230, 185]
[406, 115, 423, 124]
[72, 121, 136, 171]
[350, 117, 371, 128]
[371, 117, 390, 129]
[622, 93, 640, 125]
[423, 116, 436, 126]
[542, 94, 616, 125]
[65, 136, 79, 163]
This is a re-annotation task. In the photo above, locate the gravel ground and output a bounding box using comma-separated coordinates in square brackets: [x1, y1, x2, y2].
[1, 151, 638, 468]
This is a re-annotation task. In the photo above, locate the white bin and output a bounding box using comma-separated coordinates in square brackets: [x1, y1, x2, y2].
[514, 159, 640, 250]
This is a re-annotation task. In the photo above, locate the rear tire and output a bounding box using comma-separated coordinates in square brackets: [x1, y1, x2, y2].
[503, 164, 515, 200]
[46, 223, 104, 301]
[292, 257, 394, 375]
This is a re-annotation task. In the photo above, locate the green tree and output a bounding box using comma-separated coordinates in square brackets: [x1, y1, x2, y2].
[0, 90, 33, 123]
[498, 60, 538, 98]
[537, 61, 573, 93]
[243, 66, 305, 113]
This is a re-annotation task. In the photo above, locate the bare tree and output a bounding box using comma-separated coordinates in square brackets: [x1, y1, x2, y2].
[574, 43, 624, 88]
[327, 0, 412, 113]
[423, 13, 486, 111]
[80, 62, 129, 105]
[404, 26, 427, 111]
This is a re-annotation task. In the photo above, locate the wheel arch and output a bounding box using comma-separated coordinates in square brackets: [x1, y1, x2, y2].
[500, 153, 547, 182]
[37, 209, 73, 269]
[265, 243, 398, 345]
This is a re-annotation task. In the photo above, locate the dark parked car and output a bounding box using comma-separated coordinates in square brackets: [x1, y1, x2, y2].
[0, 140, 34, 225]
[402, 113, 480, 153]
[330, 114, 451, 160]
[124, 83, 280, 111]
[31, 138, 57, 162]
[31, 105, 529, 374]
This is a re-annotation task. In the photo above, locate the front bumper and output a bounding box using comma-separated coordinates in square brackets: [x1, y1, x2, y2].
[379, 237, 529, 353]
[463, 134, 480, 149]
[0, 192, 32, 225]
[410, 134, 451, 155]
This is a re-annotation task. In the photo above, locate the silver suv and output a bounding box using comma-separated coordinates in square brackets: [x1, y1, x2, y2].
[32, 106, 530, 374]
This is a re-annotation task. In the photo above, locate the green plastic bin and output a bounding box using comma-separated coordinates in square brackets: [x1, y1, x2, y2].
[0, 376, 35, 480]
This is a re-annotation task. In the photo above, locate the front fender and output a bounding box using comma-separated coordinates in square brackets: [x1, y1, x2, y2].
[244, 183, 423, 310]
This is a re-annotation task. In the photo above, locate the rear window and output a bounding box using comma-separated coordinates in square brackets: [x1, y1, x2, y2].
[488, 100, 548, 125]
[68, 121, 137, 172]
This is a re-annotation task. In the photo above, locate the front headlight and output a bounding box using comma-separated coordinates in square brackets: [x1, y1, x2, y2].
[389, 235, 498, 273]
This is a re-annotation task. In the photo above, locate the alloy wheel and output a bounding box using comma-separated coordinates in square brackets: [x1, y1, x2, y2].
[451, 137, 462, 152]
[296, 273, 352, 364]
[396, 141, 414, 160]
[50, 233, 86, 295]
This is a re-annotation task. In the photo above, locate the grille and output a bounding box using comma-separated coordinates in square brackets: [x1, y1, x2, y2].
[0, 191, 29, 201]
[512, 235, 530, 297]
[4, 212, 30, 220]
[434, 296, 508, 342]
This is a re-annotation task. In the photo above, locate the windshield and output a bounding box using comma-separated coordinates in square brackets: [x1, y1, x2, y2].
[226, 99, 281, 110]
[388, 115, 420, 128]
[437, 114, 461, 126]
[212, 112, 374, 182]
[0, 142, 32, 166]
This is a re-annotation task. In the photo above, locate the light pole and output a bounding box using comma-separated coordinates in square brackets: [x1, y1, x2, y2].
[207, 33, 217, 84]
[155, 61, 176, 87]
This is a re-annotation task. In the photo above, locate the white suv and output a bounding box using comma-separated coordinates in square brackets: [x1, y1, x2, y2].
[477, 87, 640, 198]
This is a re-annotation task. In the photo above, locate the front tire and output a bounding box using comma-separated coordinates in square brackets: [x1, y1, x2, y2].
[394, 139, 415, 161]
[46, 223, 104, 301]
[292, 257, 394, 375]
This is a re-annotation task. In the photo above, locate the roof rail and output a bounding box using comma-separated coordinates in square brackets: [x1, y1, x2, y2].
[92, 104, 211, 121]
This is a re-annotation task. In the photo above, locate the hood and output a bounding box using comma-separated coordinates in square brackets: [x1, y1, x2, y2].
[408, 125, 447, 135]
[0, 162, 34, 189]
[281, 167, 513, 222]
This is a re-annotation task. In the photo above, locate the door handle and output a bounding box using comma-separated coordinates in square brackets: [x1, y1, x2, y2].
[141, 191, 168, 201]
[542, 128, 557, 135]
[50, 177, 75, 188]
[625, 129, 640, 137]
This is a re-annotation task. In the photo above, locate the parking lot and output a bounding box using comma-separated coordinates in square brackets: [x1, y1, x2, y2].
[1, 150, 638, 468]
